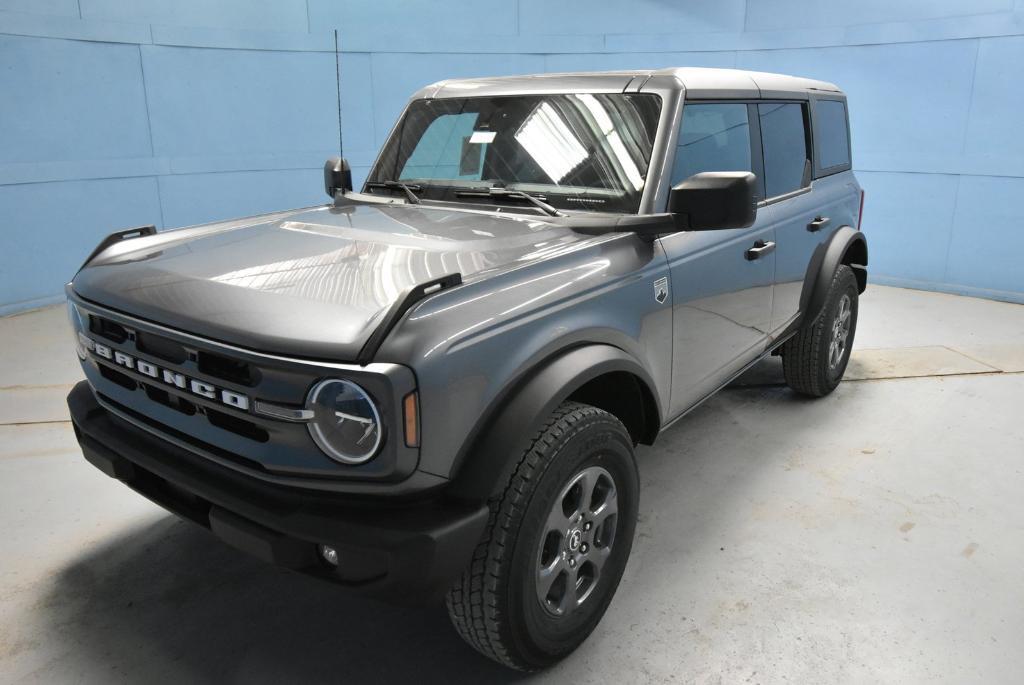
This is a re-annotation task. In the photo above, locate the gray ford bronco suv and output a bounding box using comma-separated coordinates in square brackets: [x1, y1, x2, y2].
[66, 68, 867, 670]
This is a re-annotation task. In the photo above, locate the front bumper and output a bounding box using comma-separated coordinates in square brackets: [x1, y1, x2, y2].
[67, 381, 489, 604]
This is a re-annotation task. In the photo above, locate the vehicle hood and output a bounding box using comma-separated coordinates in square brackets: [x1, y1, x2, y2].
[72, 203, 591, 361]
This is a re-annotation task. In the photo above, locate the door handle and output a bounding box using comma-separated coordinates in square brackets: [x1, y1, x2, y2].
[807, 216, 830, 232]
[745, 240, 776, 261]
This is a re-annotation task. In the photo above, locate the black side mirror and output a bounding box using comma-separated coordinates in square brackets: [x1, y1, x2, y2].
[669, 171, 757, 230]
[324, 157, 353, 198]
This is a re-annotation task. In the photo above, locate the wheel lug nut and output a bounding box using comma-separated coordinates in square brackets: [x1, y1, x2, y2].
[569, 557, 576, 568]
[584, 522, 592, 531]
[581, 543, 589, 553]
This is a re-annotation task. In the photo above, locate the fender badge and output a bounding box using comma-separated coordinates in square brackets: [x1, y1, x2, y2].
[654, 277, 668, 304]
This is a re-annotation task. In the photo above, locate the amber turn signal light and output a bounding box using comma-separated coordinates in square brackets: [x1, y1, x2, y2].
[403, 391, 419, 447]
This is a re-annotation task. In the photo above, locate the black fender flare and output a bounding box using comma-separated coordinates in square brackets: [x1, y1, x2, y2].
[799, 226, 868, 325]
[447, 344, 660, 500]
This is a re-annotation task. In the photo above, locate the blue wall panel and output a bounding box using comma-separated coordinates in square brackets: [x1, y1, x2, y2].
[0, 178, 162, 314]
[744, 0, 1013, 31]
[963, 36, 1024, 161]
[368, 53, 546, 149]
[337, 52, 377, 168]
[0, 35, 151, 164]
[518, 0, 746, 35]
[142, 46, 338, 160]
[308, 0, 519, 39]
[0, 0, 77, 17]
[945, 176, 1024, 298]
[736, 41, 979, 165]
[2, 1, 1024, 312]
[158, 169, 324, 228]
[855, 172, 960, 284]
[545, 52, 737, 73]
[81, 0, 309, 32]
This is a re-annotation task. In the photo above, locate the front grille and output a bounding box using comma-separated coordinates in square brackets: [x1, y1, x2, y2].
[97, 391, 267, 473]
[84, 312, 279, 447]
[97, 355, 265, 443]
[72, 300, 417, 484]
[136, 330, 187, 364]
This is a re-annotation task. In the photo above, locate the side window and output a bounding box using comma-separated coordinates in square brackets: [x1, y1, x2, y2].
[400, 112, 482, 180]
[758, 103, 809, 198]
[671, 103, 752, 185]
[816, 100, 850, 170]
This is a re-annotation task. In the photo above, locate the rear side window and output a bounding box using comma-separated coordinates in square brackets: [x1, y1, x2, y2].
[672, 103, 752, 185]
[816, 100, 850, 170]
[758, 103, 809, 198]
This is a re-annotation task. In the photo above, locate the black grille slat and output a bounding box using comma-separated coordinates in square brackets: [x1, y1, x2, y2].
[94, 315, 259, 387]
[136, 330, 187, 364]
[142, 382, 197, 416]
[99, 363, 137, 390]
[96, 392, 268, 473]
[197, 350, 259, 386]
[89, 315, 129, 343]
[206, 407, 269, 443]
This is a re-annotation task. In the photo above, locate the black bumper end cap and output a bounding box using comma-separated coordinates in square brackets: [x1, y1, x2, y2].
[81, 438, 137, 481]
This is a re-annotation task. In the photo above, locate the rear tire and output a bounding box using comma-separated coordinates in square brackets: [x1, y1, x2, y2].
[781, 264, 859, 397]
[446, 401, 639, 671]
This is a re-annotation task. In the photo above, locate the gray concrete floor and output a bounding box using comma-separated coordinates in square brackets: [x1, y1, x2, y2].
[1, 286, 1023, 683]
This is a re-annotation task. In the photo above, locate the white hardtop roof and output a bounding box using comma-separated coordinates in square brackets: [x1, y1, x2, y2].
[419, 67, 843, 101]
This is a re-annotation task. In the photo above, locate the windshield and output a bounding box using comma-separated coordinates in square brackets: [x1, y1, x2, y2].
[368, 93, 662, 214]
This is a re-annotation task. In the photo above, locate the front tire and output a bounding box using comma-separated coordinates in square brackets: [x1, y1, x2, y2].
[781, 264, 859, 397]
[446, 402, 639, 671]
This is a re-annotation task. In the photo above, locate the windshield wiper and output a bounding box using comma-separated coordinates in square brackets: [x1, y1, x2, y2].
[455, 187, 564, 217]
[366, 180, 422, 204]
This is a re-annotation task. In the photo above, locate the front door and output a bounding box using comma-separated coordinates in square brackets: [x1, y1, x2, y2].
[660, 102, 775, 416]
[660, 226, 776, 415]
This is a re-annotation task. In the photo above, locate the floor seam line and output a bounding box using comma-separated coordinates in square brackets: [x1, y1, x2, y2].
[730, 368, 1023, 389]
[944, 345, 1006, 372]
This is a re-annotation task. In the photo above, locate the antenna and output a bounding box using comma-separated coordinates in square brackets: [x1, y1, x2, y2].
[334, 29, 344, 158]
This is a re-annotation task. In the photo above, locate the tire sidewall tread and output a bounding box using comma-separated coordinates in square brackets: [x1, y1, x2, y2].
[782, 264, 860, 397]
[446, 402, 638, 671]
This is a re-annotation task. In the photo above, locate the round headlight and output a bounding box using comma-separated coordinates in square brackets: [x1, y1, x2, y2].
[306, 379, 383, 464]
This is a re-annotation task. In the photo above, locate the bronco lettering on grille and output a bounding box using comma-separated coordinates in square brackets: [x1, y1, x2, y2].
[80, 333, 250, 410]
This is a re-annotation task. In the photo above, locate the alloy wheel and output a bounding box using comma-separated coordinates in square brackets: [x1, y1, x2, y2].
[828, 293, 852, 370]
[535, 465, 618, 617]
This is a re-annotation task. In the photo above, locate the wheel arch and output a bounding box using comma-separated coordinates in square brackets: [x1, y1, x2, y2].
[799, 226, 868, 325]
[447, 344, 661, 500]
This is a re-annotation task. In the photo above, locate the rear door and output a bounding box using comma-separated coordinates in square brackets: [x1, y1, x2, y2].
[659, 102, 776, 416]
[755, 101, 825, 334]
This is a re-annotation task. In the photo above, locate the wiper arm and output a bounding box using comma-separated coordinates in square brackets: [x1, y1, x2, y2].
[366, 180, 422, 205]
[455, 187, 564, 217]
